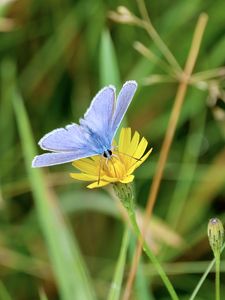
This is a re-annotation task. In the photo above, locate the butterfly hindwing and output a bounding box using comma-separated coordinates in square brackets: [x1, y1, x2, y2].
[33, 124, 99, 167]
[32, 149, 96, 167]
[38, 124, 94, 152]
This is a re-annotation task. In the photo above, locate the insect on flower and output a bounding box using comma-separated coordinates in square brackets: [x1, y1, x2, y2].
[32, 81, 137, 168]
[71, 127, 152, 188]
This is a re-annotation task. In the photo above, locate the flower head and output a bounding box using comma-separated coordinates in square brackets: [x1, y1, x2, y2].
[70, 128, 152, 188]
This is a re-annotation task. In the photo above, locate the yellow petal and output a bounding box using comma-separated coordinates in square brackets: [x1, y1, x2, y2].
[119, 128, 131, 153]
[72, 155, 106, 176]
[143, 147, 153, 160]
[70, 172, 98, 181]
[128, 148, 153, 173]
[120, 175, 134, 183]
[100, 174, 117, 182]
[87, 180, 110, 189]
[73, 157, 97, 173]
[119, 129, 139, 156]
[117, 128, 139, 168]
[133, 137, 148, 158]
[90, 155, 101, 163]
[129, 131, 140, 155]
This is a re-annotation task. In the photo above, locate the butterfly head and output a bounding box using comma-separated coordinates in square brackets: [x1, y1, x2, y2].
[103, 149, 113, 159]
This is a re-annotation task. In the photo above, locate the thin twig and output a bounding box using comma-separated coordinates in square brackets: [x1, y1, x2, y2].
[191, 67, 225, 82]
[122, 13, 208, 300]
[133, 41, 176, 77]
[136, 0, 182, 74]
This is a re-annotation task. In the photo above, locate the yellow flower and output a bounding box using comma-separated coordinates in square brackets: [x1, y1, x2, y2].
[70, 128, 152, 189]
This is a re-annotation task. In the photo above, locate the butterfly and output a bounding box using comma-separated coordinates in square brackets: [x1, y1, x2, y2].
[32, 80, 137, 168]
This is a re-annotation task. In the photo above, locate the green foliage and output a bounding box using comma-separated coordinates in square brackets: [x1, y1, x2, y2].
[0, 0, 225, 299]
[11, 62, 96, 300]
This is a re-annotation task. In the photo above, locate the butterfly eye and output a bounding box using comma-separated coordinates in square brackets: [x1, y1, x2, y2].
[103, 150, 112, 158]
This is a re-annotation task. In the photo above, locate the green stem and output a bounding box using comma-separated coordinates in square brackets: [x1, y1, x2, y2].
[107, 227, 130, 300]
[215, 253, 220, 300]
[189, 259, 214, 300]
[189, 243, 225, 300]
[128, 210, 179, 300]
[136, 0, 182, 74]
[113, 183, 178, 299]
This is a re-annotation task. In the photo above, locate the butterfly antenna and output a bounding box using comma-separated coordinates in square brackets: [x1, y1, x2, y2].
[112, 145, 142, 162]
[115, 150, 142, 162]
[113, 151, 143, 170]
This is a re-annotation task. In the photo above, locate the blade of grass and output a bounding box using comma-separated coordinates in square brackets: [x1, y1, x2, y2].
[39, 288, 49, 300]
[0, 60, 15, 164]
[135, 260, 154, 300]
[165, 107, 207, 230]
[10, 60, 96, 300]
[179, 147, 225, 233]
[129, 237, 154, 300]
[0, 281, 12, 300]
[0, 245, 52, 280]
[107, 227, 130, 300]
[19, 2, 89, 96]
[99, 28, 131, 140]
[99, 29, 121, 89]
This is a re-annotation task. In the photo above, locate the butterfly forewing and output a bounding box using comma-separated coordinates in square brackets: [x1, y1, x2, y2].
[111, 81, 137, 137]
[79, 86, 115, 150]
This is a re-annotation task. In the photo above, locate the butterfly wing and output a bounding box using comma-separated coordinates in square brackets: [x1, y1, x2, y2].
[32, 124, 99, 167]
[38, 123, 95, 152]
[79, 85, 116, 149]
[111, 81, 137, 137]
[32, 149, 95, 167]
[32, 81, 136, 168]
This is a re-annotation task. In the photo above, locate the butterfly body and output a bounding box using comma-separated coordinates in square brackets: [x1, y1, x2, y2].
[32, 81, 137, 168]
[82, 125, 112, 155]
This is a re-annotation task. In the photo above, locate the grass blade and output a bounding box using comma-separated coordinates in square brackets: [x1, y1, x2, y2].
[39, 288, 49, 300]
[107, 227, 130, 300]
[99, 29, 121, 89]
[10, 60, 96, 300]
[0, 281, 12, 300]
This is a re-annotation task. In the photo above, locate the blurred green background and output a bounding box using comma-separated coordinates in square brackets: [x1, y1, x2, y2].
[0, 0, 225, 299]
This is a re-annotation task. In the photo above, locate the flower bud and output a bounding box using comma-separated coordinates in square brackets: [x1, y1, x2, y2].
[108, 6, 137, 24]
[207, 218, 224, 256]
[113, 183, 135, 211]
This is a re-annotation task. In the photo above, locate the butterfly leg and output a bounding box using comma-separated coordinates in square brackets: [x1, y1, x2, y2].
[97, 155, 104, 185]
[109, 157, 118, 178]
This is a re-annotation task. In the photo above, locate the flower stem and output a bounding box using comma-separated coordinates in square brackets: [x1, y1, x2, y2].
[215, 253, 220, 300]
[189, 243, 225, 300]
[113, 183, 178, 300]
[127, 209, 179, 300]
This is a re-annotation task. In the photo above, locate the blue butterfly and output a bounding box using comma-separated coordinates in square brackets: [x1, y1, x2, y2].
[32, 80, 137, 167]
